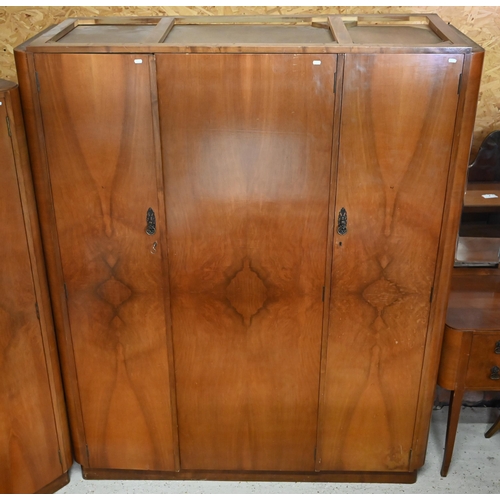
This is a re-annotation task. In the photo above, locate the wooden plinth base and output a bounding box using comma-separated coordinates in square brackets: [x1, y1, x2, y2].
[36, 471, 70, 494]
[82, 467, 417, 484]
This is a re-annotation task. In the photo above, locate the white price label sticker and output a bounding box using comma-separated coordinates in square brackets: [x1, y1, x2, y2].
[482, 194, 499, 199]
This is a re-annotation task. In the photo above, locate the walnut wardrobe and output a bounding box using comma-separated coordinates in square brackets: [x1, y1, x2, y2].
[15, 14, 483, 483]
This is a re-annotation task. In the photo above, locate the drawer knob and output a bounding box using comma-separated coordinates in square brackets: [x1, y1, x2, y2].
[495, 341, 500, 354]
[490, 366, 500, 381]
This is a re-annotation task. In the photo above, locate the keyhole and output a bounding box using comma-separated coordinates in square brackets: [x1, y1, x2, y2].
[151, 241, 158, 254]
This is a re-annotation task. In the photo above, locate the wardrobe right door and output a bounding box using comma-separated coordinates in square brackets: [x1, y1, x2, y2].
[318, 53, 463, 472]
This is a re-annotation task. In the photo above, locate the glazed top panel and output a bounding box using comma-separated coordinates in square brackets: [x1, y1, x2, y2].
[19, 14, 483, 54]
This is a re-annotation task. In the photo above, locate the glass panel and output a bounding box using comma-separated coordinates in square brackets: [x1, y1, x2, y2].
[164, 24, 335, 44]
[57, 25, 157, 44]
[346, 24, 446, 45]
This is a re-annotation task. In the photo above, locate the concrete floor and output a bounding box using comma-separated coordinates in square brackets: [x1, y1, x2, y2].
[57, 406, 499, 494]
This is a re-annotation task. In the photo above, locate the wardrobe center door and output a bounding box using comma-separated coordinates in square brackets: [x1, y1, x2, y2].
[318, 53, 463, 472]
[157, 54, 336, 471]
[0, 96, 62, 493]
[34, 54, 176, 472]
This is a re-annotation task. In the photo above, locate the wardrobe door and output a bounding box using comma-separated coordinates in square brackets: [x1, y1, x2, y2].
[157, 54, 336, 471]
[34, 54, 176, 471]
[318, 54, 463, 472]
[0, 90, 63, 493]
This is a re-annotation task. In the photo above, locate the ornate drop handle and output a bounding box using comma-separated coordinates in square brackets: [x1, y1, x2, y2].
[337, 207, 347, 236]
[145, 207, 156, 236]
[494, 341, 500, 355]
[490, 366, 500, 381]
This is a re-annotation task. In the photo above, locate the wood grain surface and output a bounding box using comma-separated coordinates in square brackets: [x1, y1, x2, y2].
[408, 49, 485, 471]
[437, 326, 469, 390]
[34, 53, 176, 471]
[318, 53, 463, 472]
[14, 40, 89, 466]
[81, 465, 417, 483]
[157, 53, 336, 471]
[0, 91, 62, 493]
[446, 273, 500, 331]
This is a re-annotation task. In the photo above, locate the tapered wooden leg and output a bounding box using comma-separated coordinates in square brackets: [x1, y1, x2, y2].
[441, 388, 464, 477]
[485, 414, 500, 438]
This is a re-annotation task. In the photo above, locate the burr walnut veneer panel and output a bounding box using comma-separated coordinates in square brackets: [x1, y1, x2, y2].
[157, 54, 336, 471]
[33, 54, 176, 472]
[0, 81, 70, 493]
[318, 54, 463, 472]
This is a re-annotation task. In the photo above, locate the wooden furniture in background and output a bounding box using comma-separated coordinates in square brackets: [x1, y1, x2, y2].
[14, 14, 483, 483]
[437, 269, 500, 477]
[0, 80, 71, 493]
[460, 131, 500, 238]
[454, 131, 500, 267]
[463, 184, 500, 211]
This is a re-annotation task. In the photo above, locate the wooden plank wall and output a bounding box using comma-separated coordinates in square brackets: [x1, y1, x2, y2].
[0, 6, 498, 157]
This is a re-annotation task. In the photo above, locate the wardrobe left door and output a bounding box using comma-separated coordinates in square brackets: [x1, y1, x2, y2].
[0, 83, 69, 493]
[33, 54, 177, 472]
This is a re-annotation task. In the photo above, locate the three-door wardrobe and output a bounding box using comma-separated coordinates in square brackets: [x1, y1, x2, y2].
[14, 14, 483, 483]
